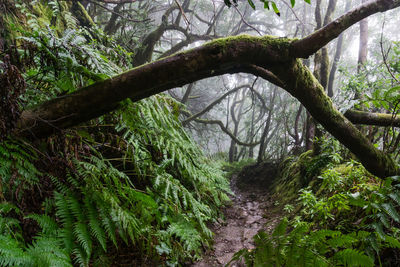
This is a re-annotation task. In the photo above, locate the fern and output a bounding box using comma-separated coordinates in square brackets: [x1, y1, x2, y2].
[25, 214, 58, 236]
[26, 236, 71, 267]
[0, 139, 41, 200]
[1, 3, 231, 265]
[334, 249, 374, 267]
[167, 216, 203, 254]
[231, 215, 383, 267]
[0, 235, 31, 266]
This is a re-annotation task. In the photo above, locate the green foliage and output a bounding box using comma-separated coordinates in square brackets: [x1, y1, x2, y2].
[0, 139, 41, 201]
[304, 137, 343, 182]
[339, 42, 400, 123]
[225, 0, 311, 14]
[18, 26, 124, 106]
[0, 99, 230, 266]
[0, 1, 230, 265]
[0, 203, 71, 267]
[5, 1, 130, 107]
[231, 218, 374, 267]
[247, 145, 400, 266]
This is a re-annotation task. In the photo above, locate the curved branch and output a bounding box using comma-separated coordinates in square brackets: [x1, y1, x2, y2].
[270, 59, 398, 178]
[17, 35, 289, 138]
[182, 85, 248, 125]
[291, 0, 400, 58]
[132, 5, 177, 66]
[181, 110, 260, 147]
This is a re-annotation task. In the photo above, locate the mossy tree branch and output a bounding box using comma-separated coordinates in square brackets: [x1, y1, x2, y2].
[269, 59, 398, 178]
[16, 35, 291, 139]
[14, 0, 400, 178]
[345, 110, 400, 127]
[291, 0, 400, 58]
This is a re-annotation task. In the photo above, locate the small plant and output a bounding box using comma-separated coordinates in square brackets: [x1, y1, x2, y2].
[283, 204, 294, 214]
[319, 169, 343, 192]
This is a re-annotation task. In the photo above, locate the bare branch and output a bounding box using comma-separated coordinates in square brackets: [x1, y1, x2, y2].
[182, 85, 248, 125]
[233, 5, 262, 36]
[174, 0, 190, 26]
[180, 110, 260, 147]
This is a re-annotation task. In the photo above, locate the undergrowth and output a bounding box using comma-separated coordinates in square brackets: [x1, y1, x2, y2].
[0, 2, 230, 266]
[232, 138, 400, 266]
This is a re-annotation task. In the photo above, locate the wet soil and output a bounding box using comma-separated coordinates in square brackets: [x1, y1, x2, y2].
[191, 172, 281, 267]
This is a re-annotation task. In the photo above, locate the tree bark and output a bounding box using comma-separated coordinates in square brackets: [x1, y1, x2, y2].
[229, 90, 245, 162]
[104, 3, 124, 35]
[270, 59, 397, 178]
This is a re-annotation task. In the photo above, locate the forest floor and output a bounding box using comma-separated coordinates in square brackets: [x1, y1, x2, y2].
[191, 167, 281, 267]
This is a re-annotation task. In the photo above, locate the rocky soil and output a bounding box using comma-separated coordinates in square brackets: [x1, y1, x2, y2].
[191, 172, 281, 267]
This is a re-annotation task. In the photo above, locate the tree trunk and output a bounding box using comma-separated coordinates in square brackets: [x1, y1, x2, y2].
[358, 0, 369, 73]
[229, 90, 245, 162]
[270, 59, 398, 178]
[257, 87, 277, 164]
[327, 0, 352, 97]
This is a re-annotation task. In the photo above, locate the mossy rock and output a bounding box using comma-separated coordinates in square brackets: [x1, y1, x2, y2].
[236, 161, 279, 190]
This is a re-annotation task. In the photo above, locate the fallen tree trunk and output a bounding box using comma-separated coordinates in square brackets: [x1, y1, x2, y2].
[14, 35, 398, 178]
[14, 0, 400, 178]
[16, 35, 291, 139]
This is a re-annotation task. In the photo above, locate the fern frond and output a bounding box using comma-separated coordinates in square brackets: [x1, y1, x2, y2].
[25, 214, 58, 236]
[334, 249, 374, 267]
[73, 222, 92, 257]
[85, 198, 107, 252]
[0, 235, 32, 266]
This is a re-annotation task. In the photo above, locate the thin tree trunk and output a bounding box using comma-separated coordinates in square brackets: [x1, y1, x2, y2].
[229, 90, 245, 162]
[257, 87, 277, 164]
[328, 0, 352, 97]
[358, 0, 369, 73]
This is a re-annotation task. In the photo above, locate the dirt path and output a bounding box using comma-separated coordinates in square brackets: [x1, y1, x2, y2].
[191, 175, 280, 267]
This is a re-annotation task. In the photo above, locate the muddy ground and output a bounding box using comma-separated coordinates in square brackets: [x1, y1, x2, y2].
[191, 163, 281, 267]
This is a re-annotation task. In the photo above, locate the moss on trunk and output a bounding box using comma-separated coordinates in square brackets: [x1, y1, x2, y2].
[271, 59, 398, 178]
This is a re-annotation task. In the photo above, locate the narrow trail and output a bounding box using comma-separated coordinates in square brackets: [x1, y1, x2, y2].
[191, 174, 281, 267]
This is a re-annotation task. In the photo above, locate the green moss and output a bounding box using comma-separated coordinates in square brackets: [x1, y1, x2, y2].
[269, 150, 315, 206]
[203, 34, 293, 54]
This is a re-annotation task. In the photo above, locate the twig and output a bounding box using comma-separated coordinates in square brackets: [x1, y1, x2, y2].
[174, 0, 190, 26]
[233, 5, 262, 36]
[379, 17, 399, 84]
